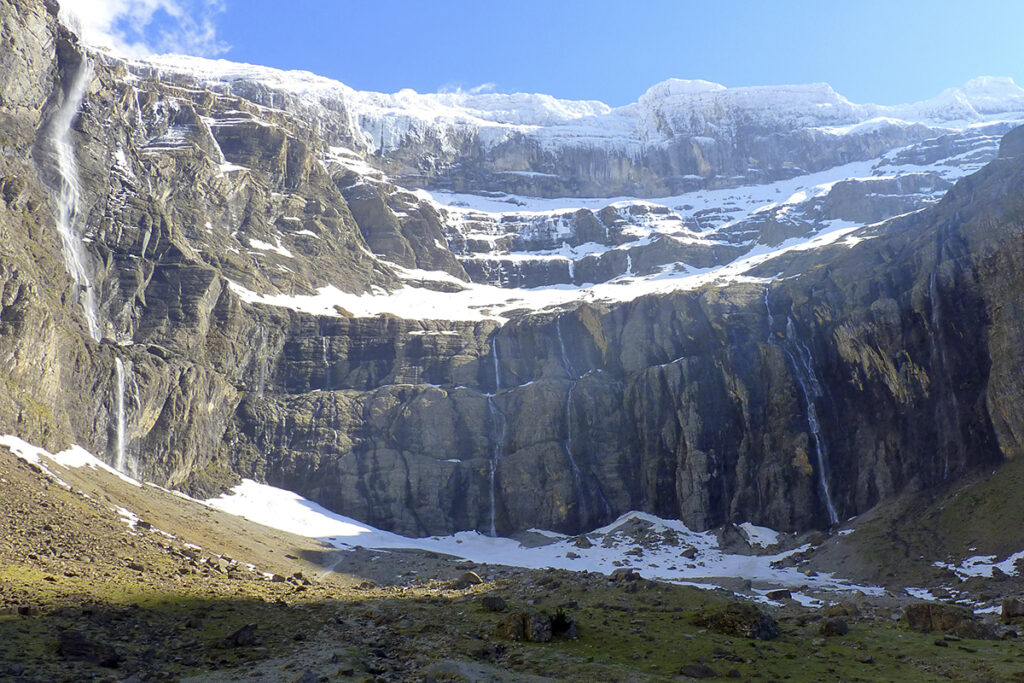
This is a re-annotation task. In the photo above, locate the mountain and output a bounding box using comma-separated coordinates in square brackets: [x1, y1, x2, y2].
[3, 0, 1024, 549]
[135, 54, 1024, 199]
[10, 0, 1024, 678]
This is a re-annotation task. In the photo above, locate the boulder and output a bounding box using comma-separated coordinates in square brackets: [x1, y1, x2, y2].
[609, 568, 641, 583]
[690, 603, 778, 640]
[57, 629, 121, 668]
[902, 604, 996, 640]
[1002, 598, 1024, 623]
[222, 623, 258, 648]
[453, 571, 483, 589]
[680, 663, 717, 678]
[480, 596, 507, 613]
[496, 612, 552, 643]
[820, 618, 848, 637]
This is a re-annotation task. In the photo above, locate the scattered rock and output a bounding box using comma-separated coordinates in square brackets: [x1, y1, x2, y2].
[690, 603, 778, 640]
[766, 589, 792, 601]
[573, 536, 593, 549]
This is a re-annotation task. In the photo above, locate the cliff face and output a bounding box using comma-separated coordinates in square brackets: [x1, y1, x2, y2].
[2, 0, 1024, 537]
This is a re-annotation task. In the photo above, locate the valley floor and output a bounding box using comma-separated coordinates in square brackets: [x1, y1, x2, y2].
[3, 446, 1024, 681]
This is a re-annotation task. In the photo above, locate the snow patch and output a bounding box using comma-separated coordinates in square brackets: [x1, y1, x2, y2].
[0, 435, 140, 487]
[206, 479, 883, 594]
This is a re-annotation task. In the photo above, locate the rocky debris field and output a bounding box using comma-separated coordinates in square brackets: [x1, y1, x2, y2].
[4, 448, 1024, 682]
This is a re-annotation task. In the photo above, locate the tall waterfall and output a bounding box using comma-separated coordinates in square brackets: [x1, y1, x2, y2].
[556, 318, 575, 379]
[486, 397, 505, 537]
[48, 57, 100, 341]
[562, 381, 589, 525]
[785, 318, 839, 525]
[491, 336, 503, 392]
[557, 318, 591, 526]
[929, 270, 961, 479]
[321, 336, 332, 389]
[113, 357, 138, 477]
[763, 287, 776, 343]
[256, 325, 268, 397]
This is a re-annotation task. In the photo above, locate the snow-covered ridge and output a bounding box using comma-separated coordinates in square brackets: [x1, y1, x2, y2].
[131, 54, 1024, 155]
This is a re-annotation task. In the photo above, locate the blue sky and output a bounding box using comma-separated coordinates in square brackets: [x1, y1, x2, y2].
[71, 0, 1024, 105]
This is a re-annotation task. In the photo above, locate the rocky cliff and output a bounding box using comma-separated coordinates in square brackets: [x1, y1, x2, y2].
[2, 0, 1024, 538]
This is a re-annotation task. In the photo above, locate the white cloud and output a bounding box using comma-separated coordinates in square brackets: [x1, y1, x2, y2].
[58, 0, 229, 57]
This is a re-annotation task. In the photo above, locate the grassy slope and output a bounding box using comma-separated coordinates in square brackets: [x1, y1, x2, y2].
[3, 448, 1024, 681]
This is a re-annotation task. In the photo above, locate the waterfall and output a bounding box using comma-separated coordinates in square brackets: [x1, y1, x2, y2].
[563, 381, 589, 526]
[256, 325, 268, 397]
[113, 357, 138, 477]
[625, 253, 634, 276]
[556, 318, 575, 379]
[491, 336, 502, 392]
[486, 397, 505, 537]
[763, 287, 776, 343]
[114, 358, 126, 472]
[48, 57, 100, 341]
[556, 318, 592, 527]
[321, 336, 331, 388]
[785, 318, 839, 525]
[929, 270, 961, 479]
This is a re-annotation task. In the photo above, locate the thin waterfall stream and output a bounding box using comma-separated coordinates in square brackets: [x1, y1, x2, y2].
[764, 288, 839, 526]
[929, 270, 961, 479]
[486, 396, 505, 537]
[48, 56, 100, 341]
[113, 356, 138, 477]
[785, 317, 839, 525]
[557, 318, 591, 526]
